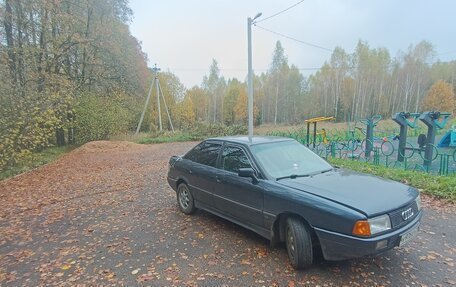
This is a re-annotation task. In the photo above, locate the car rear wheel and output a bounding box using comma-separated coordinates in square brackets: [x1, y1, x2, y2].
[177, 183, 195, 215]
[285, 217, 313, 269]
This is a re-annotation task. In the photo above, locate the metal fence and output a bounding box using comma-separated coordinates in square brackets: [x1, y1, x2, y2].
[268, 128, 456, 176]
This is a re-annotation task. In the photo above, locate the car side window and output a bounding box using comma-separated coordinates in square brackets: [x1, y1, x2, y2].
[221, 145, 252, 173]
[184, 141, 221, 168]
[184, 142, 203, 162]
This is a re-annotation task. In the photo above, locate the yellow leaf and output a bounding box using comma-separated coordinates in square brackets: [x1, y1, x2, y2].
[61, 264, 71, 270]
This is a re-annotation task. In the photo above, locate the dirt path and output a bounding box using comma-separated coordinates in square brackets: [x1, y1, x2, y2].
[0, 141, 455, 286]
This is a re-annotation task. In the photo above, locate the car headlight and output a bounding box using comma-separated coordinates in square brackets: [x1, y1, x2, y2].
[415, 195, 422, 211]
[368, 214, 391, 235]
[353, 214, 391, 236]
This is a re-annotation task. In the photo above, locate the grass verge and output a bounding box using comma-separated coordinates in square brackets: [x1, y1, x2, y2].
[137, 132, 203, 144]
[328, 157, 456, 202]
[136, 124, 248, 144]
[0, 146, 75, 181]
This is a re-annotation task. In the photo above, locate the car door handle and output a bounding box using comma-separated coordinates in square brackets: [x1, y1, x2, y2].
[187, 169, 193, 174]
[216, 176, 222, 183]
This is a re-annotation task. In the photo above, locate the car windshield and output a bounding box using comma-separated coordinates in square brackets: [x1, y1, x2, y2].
[250, 140, 333, 179]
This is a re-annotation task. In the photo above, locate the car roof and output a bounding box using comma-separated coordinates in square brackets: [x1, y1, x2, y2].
[206, 136, 295, 146]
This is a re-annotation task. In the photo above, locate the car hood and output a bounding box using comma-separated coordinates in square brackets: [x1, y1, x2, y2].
[276, 168, 418, 216]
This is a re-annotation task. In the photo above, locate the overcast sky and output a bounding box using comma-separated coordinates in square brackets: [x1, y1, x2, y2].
[129, 0, 456, 88]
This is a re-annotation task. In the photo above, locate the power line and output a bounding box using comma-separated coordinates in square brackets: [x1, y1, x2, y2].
[255, 0, 306, 24]
[254, 24, 333, 52]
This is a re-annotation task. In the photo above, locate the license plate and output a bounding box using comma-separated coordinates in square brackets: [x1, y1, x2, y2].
[400, 226, 419, 246]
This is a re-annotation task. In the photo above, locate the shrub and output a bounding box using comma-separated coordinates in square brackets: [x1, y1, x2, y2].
[74, 92, 133, 143]
[189, 123, 247, 137]
[0, 91, 73, 170]
[137, 123, 248, 144]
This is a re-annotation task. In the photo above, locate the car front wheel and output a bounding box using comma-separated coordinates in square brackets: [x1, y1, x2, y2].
[285, 217, 313, 269]
[177, 183, 195, 215]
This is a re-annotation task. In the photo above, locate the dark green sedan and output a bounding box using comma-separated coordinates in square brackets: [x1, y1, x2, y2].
[167, 136, 422, 269]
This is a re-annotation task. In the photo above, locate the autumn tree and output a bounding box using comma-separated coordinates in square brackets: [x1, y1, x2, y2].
[202, 59, 226, 123]
[0, 0, 149, 169]
[305, 40, 447, 122]
[269, 41, 289, 125]
[174, 95, 196, 130]
[223, 79, 244, 125]
[234, 90, 259, 125]
[396, 41, 434, 113]
[422, 80, 455, 114]
[186, 87, 209, 122]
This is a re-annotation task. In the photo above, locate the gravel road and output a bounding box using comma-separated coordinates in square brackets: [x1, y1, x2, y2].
[0, 141, 455, 286]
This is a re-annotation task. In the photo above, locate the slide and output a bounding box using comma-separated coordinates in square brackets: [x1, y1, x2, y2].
[438, 130, 456, 148]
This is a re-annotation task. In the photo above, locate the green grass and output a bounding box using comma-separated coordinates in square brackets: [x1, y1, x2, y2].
[137, 132, 203, 144]
[0, 146, 75, 181]
[328, 157, 456, 202]
[136, 123, 248, 144]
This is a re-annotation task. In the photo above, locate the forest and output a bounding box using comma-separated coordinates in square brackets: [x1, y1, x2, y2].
[195, 40, 456, 126]
[1, 0, 456, 170]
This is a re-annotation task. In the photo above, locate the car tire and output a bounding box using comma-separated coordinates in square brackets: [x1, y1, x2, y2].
[285, 217, 313, 269]
[177, 183, 195, 215]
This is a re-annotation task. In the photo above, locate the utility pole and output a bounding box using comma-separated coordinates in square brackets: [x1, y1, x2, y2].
[135, 64, 174, 134]
[136, 78, 154, 134]
[247, 13, 261, 140]
[153, 65, 163, 131]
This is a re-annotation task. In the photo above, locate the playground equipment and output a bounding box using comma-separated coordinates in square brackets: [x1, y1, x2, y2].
[438, 125, 456, 148]
[267, 112, 456, 176]
[393, 111, 451, 167]
[419, 111, 451, 166]
[304, 116, 335, 148]
[357, 115, 382, 157]
[392, 112, 421, 162]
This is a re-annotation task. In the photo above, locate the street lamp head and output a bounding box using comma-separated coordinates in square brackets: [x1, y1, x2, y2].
[253, 12, 262, 21]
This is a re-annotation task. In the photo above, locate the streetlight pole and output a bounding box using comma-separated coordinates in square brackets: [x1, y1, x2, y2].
[247, 13, 261, 141]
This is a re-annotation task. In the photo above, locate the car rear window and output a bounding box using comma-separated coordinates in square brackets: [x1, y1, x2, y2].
[184, 141, 222, 167]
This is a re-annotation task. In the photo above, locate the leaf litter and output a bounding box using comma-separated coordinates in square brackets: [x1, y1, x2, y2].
[0, 140, 455, 286]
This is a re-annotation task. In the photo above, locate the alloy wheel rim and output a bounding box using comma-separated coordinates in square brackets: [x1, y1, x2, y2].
[287, 228, 295, 259]
[179, 188, 190, 209]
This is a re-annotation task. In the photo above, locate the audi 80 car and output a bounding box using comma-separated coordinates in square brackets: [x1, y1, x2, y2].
[167, 136, 422, 269]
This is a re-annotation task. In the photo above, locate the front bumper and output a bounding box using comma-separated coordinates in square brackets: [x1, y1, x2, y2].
[314, 210, 423, 261]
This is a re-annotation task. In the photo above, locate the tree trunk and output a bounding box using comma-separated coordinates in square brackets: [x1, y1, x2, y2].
[37, 8, 48, 92]
[81, 6, 93, 87]
[56, 128, 65, 146]
[4, 0, 17, 85]
[274, 85, 278, 125]
[15, 1, 26, 91]
[213, 92, 216, 123]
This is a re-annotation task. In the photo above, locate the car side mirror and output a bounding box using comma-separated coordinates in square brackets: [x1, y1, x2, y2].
[238, 168, 259, 184]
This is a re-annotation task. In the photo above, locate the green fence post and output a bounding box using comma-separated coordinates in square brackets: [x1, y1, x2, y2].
[374, 147, 380, 165]
[439, 154, 449, 176]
